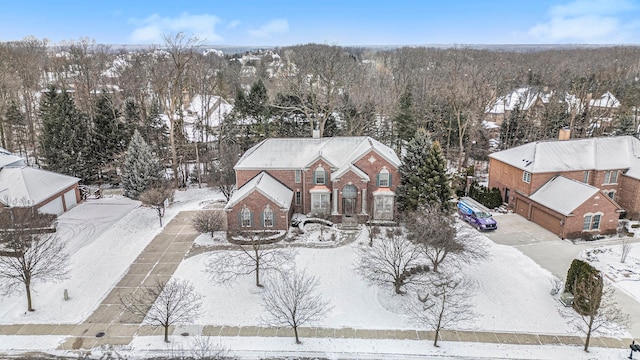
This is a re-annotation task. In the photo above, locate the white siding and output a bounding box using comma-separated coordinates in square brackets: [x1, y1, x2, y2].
[39, 197, 64, 215]
[63, 188, 77, 210]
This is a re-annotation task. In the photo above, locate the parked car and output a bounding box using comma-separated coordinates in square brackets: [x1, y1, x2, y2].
[457, 197, 498, 231]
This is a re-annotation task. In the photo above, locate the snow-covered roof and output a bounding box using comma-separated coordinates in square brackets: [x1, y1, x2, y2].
[332, 163, 371, 182]
[589, 91, 620, 109]
[528, 176, 600, 216]
[225, 172, 293, 210]
[235, 137, 401, 171]
[489, 136, 640, 175]
[0, 148, 25, 169]
[486, 87, 553, 114]
[0, 166, 79, 207]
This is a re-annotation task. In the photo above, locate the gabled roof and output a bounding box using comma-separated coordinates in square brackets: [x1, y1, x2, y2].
[486, 87, 553, 114]
[225, 172, 293, 210]
[528, 176, 600, 216]
[0, 148, 25, 169]
[589, 91, 620, 109]
[0, 166, 79, 207]
[489, 136, 640, 175]
[331, 163, 371, 182]
[234, 136, 401, 170]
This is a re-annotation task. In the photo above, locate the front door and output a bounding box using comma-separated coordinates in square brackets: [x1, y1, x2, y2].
[505, 188, 510, 204]
[342, 185, 357, 215]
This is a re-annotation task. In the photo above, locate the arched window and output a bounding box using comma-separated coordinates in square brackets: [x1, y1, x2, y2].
[263, 206, 274, 228]
[315, 166, 326, 185]
[241, 206, 252, 227]
[378, 167, 390, 187]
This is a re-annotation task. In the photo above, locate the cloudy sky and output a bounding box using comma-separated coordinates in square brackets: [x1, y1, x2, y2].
[1, 0, 639, 46]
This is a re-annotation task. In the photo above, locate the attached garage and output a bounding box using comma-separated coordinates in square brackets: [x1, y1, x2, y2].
[63, 188, 78, 210]
[515, 197, 530, 218]
[530, 206, 562, 236]
[39, 197, 65, 216]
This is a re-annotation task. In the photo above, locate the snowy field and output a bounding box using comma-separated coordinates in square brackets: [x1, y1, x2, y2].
[0, 187, 636, 359]
[581, 242, 640, 303]
[0, 188, 224, 324]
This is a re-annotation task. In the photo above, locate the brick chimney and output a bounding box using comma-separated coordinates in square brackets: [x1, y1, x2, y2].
[558, 127, 571, 140]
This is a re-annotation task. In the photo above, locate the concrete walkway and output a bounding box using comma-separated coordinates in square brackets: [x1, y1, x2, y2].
[0, 210, 634, 354]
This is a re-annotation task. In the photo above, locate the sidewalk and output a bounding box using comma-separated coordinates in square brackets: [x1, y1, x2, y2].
[0, 211, 632, 353]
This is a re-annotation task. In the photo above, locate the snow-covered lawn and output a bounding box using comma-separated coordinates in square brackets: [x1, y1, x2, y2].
[581, 242, 640, 302]
[0, 188, 224, 324]
[175, 225, 576, 335]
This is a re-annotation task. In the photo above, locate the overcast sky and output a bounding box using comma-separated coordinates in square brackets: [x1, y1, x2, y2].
[1, 0, 639, 46]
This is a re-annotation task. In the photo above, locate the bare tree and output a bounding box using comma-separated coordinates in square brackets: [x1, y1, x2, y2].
[120, 278, 203, 343]
[406, 272, 476, 347]
[405, 206, 486, 272]
[0, 209, 68, 312]
[570, 279, 629, 352]
[355, 227, 425, 294]
[261, 268, 331, 344]
[139, 186, 174, 226]
[192, 210, 226, 237]
[206, 233, 294, 287]
[210, 140, 240, 201]
[621, 239, 632, 263]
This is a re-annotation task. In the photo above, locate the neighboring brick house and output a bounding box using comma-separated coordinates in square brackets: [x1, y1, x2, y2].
[0, 148, 80, 216]
[225, 136, 401, 232]
[486, 136, 640, 239]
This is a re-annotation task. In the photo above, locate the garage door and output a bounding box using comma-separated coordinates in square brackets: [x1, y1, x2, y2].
[531, 206, 562, 235]
[39, 196, 64, 215]
[515, 198, 529, 217]
[63, 188, 78, 211]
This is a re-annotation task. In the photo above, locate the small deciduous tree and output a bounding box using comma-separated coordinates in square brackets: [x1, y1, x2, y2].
[192, 211, 226, 237]
[406, 272, 476, 347]
[355, 227, 425, 294]
[206, 232, 294, 287]
[261, 268, 331, 344]
[139, 185, 174, 226]
[120, 278, 203, 343]
[0, 209, 68, 312]
[571, 283, 629, 352]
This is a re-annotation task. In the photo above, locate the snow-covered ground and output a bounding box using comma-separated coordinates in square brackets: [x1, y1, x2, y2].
[581, 242, 640, 303]
[0, 187, 636, 359]
[0, 188, 224, 324]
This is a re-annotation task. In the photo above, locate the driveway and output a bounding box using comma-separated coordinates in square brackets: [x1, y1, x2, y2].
[485, 212, 640, 338]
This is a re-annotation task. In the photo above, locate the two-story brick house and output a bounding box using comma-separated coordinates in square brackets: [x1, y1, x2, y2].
[487, 136, 640, 239]
[224, 136, 401, 232]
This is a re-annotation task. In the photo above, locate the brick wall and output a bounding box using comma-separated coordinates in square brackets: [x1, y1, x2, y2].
[226, 190, 291, 232]
[618, 175, 640, 219]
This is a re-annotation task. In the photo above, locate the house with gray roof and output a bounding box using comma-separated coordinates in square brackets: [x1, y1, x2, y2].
[225, 136, 401, 232]
[0, 148, 80, 215]
[488, 136, 640, 239]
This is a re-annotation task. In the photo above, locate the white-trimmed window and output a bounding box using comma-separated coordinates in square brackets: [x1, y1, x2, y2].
[583, 171, 589, 183]
[295, 190, 302, 205]
[378, 167, 390, 187]
[522, 171, 531, 183]
[606, 190, 616, 200]
[311, 192, 330, 214]
[604, 170, 618, 184]
[241, 207, 252, 227]
[263, 206, 274, 228]
[295, 170, 301, 183]
[583, 212, 602, 231]
[315, 166, 326, 185]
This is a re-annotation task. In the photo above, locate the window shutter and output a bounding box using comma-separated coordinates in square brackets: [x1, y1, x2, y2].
[376, 173, 380, 187]
[273, 212, 277, 228]
[324, 170, 327, 183]
[238, 211, 242, 227]
[250, 212, 254, 227]
[261, 211, 265, 227]
[313, 170, 317, 184]
[388, 173, 392, 187]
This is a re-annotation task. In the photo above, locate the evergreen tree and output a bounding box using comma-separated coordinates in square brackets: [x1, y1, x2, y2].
[614, 113, 636, 136]
[91, 93, 128, 183]
[394, 86, 416, 152]
[39, 85, 93, 180]
[139, 100, 169, 160]
[122, 130, 162, 200]
[4, 100, 28, 156]
[396, 129, 432, 213]
[423, 140, 453, 211]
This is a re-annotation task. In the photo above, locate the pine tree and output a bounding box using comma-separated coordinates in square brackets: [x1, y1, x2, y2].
[122, 130, 162, 200]
[39, 85, 93, 180]
[396, 129, 432, 213]
[394, 86, 416, 152]
[423, 140, 453, 211]
[91, 93, 128, 183]
[4, 100, 28, 155]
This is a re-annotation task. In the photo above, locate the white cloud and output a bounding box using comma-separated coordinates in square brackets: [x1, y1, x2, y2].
[128, 13, 222, 44]
[227, 20, 241, 29]
[247, 19, 289, 38]
[527, 0, 637, 43]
